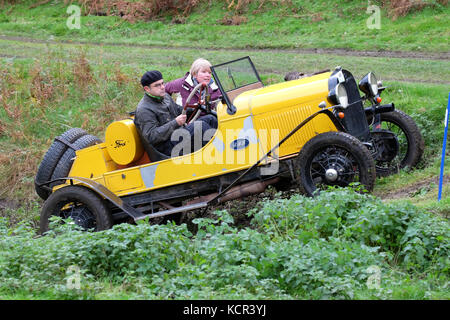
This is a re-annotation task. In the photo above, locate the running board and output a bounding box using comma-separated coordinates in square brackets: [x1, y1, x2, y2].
[134, 202, 208, 221]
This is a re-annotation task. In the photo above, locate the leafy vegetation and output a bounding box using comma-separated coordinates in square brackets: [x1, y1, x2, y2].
[0, 188, 448, 299]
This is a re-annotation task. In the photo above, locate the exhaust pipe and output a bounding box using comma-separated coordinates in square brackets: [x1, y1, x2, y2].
[134, 177, 281, 221]
[187, 177, 280, 206]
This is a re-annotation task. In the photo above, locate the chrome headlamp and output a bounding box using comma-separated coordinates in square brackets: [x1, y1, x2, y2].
[359, 72, 378, 96]
[327, 83, 349, 108]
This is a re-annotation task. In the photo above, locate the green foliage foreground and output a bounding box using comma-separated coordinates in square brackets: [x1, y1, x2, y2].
[0, 188, 448, 300]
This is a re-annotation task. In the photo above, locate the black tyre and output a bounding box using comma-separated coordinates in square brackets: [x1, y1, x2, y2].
[35, 128, 87, 200]
[40, 185, 113, 234]
[296, 131, 376, 196]
[370, 109, 424, 176]
[49, 134, 102, 188]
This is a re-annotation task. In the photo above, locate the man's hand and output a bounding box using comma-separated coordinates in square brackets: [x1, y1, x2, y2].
[176, 114, 187, 126]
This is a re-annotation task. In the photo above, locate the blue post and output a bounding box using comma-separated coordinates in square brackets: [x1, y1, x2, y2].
[438, 92, 450, 201]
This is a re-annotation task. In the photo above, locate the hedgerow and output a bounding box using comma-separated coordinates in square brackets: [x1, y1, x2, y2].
[0, 188, 448, 299]
[250, 188, 450, 272]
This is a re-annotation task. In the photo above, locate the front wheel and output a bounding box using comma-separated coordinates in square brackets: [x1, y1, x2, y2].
[296, 132, 376, 196]
[40, 185, 113, 234]
[369, 109, 424, 176]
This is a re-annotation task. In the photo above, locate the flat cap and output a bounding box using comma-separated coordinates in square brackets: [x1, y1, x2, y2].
[141, 70, 163, 87]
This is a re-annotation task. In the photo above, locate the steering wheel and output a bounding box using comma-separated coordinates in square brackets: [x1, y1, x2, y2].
[181, 82, 214, 125]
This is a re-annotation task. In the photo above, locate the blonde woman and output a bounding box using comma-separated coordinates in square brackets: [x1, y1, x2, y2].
[165, 58, 221, 107]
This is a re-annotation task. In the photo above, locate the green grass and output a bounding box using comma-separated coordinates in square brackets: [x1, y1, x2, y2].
[374, 157, 450, 217]
[0, 0, 448, 52]
[1, 37, 449, 83]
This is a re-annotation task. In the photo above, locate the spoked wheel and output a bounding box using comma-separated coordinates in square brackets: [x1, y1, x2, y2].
[369, 109, 424, 176]
[297, 132, 376, 196]
[40, 185, 113, 234]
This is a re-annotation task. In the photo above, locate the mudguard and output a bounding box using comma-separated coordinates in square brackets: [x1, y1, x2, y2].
[40, 176, 146, 221]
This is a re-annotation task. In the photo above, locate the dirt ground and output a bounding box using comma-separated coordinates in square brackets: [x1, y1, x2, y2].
[0, 35, 449, 61]
[374, 174, 450, 200]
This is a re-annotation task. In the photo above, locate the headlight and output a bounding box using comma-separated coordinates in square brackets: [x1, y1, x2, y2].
[359, 72, 378, 96]
[327, 83, 349, 108]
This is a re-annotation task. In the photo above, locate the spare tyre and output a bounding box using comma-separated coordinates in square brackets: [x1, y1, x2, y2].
[49, 134, 102, 189]
[35, 128, 87, 200]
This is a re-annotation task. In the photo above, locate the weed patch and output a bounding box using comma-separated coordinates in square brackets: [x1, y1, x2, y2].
[63, 0, 449, 23]
[0, 50, 142, 202]
[73, 0, 288, 23]
[380, 0, 448, 19]
[0, 188, 448, 299]
[72, 50, 93, 95]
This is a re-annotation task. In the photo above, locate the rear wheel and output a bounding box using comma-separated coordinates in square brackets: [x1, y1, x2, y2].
[370, 109, 424, 176]
[40, 185, 113, 234]
[297, 132, 376, 196]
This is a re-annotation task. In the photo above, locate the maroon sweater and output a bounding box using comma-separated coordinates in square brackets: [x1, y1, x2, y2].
[165, 72, 222, 107]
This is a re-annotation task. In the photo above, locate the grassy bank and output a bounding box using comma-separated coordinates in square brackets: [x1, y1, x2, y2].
[0, 0, 448, 52]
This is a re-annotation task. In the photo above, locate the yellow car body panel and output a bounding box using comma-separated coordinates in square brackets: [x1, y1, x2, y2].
[66, 71, 337, 197]
[231, 72, 337, 155]
[68, 144, 115, 186]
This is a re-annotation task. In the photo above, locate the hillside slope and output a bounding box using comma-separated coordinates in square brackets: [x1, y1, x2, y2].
[0, 0, 448, 52]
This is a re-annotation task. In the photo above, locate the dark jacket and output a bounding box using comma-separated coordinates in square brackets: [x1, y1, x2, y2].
[134, 93, 183, 148]
[165, 72, 222, 107]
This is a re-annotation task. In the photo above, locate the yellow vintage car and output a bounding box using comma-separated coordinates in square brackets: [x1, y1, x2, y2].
[36, 56, 382, 232]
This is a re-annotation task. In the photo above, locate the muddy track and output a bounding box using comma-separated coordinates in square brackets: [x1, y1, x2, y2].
[2, 35, 449, 85]
[374, 174, 450, 200]
[1, 35, 449, 61]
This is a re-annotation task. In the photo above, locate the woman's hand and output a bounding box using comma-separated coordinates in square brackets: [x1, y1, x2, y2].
[176, 114, 187, 126]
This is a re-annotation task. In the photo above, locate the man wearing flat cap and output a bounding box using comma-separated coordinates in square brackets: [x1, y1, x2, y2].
[134, 70, 217, 157]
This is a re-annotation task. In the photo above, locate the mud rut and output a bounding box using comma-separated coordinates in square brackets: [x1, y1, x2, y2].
[1, 35, 449, 61]
[374, 174, 450, 200]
